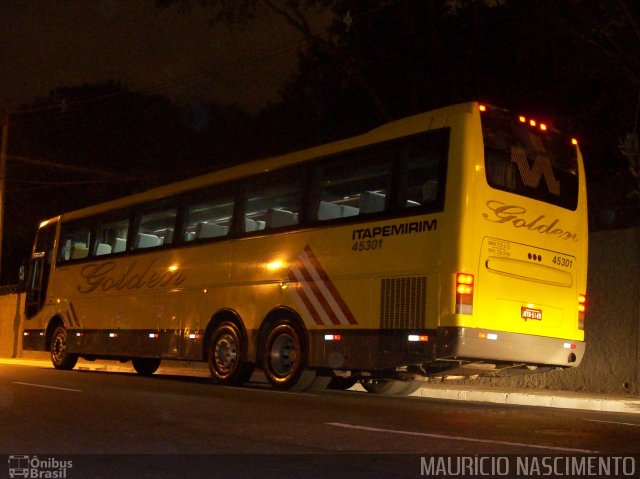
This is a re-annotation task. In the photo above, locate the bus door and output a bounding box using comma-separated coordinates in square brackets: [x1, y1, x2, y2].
[24, 222, 57, 318]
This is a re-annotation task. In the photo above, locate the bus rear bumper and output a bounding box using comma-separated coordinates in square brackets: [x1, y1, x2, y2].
[435, 326, 585, 368]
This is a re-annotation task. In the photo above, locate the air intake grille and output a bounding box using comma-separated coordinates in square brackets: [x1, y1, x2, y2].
[380, 276, 427, 329]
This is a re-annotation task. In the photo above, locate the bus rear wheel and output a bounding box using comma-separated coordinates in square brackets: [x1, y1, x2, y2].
[361, 378, 421, 396]
[50, 326, 78, 370]
[132, 358, 161, 376]
[262, 320, 315, 391]
[208, 321, 253, 386]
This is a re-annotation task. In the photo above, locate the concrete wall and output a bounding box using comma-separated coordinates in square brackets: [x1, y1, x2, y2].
[1, 228, 639, 394]
[0, 293, 23, 358]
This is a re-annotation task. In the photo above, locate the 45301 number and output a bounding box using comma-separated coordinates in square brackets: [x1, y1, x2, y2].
[352, 239, 383, 252]
[552, 256, 573, 268]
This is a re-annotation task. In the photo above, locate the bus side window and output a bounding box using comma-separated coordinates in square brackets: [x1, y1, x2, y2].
[96, 215, 130, 256]
[316, 148, 392, 220]
[184, 193, 234, 242]
[135, 206, 177, 249]
[397, 128, 449, 211]
[58, 224, 93, 263]
[245, 169, 303, 232]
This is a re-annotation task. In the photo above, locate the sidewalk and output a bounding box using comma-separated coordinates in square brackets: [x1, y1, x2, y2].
[3, 352, 640, 415]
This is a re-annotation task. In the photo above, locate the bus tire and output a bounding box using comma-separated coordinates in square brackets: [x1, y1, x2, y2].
[262, 320, 315, 391]
[132, 358, 161, 376]
[208, 321, 253, 386]
[50, 326, 78, 370]
[361, 378, 420, 396]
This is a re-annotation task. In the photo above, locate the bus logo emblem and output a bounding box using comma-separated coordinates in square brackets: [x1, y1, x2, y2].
[287, 245, 358, 326]
[511, 147, 561, 195]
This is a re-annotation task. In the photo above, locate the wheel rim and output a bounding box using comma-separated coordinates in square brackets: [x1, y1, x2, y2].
[269, 332, 298, 378]
[213, 333, 238, 376]
[52, 332, 67, 364]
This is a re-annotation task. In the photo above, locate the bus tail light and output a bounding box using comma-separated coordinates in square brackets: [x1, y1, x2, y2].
[578, 294, 586, 330]
[455, 273, 474, 315]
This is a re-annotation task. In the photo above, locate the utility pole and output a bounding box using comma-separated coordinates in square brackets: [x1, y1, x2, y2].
[0, 106, 9, 282]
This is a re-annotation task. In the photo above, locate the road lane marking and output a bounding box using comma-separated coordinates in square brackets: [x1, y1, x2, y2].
[584, 419, 640, 427]
[327, 423, 600, 454]
[13, 382, 82, 393]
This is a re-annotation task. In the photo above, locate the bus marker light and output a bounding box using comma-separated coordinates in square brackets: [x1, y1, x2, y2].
[408, 335, 429, 342]
[23, 331, 29, 336]
[76, 332, 83, 337]
[109, 332, 118, 338]
[563, 343, 576, 349]
[540, 123, 547, 131]
[571, 138, 578, 145]
[479, 104, 487, 112]
[529, 119, 536, 127]
[487, 333, 498, 340]
[455, 273, 474, 314]
[149, 333, 159, 339]
[519, 116, 526, 123]
[266, 260, 285, 271]
[324, 334, 341, 341]
[578, 294, 586, 313]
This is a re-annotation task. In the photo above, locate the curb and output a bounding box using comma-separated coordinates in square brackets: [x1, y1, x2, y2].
[2, 356, 640, 414]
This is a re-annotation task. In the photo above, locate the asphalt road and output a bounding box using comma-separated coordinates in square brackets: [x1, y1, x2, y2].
[1, 363, 639, 478]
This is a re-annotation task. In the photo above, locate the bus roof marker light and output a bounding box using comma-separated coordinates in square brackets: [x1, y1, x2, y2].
[529, 119, 536, 127]
[571, 138, 578, 146]
[540, 123, 547, 131]
[479, 104, 487, 112]
[519, 116, 526, 123]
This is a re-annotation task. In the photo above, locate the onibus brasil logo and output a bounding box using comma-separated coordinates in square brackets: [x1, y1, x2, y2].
[8, 455, 72, 478]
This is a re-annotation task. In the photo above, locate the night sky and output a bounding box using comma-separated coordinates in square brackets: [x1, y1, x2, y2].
[0, 0, 326, 112]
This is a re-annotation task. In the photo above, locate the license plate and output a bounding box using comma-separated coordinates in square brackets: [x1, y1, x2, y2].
[521, 307, 542, 320]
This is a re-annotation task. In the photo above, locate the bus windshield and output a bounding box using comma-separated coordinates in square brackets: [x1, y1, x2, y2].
[482, 107, 579, 210]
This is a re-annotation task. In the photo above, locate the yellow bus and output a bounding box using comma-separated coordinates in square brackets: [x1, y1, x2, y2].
[21, 101, 587, 395]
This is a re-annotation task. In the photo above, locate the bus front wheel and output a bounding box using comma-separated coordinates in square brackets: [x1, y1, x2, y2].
[262, 321, 315, 391]
[50, 326, 78, 370]
[132, 358, 161, 376]
[208, 321, 253, 386]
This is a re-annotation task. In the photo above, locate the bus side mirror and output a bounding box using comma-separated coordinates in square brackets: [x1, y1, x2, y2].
[18, 261, 27, 291]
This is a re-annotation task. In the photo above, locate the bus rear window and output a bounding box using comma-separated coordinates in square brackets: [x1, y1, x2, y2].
[481, 108, 578, 210]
